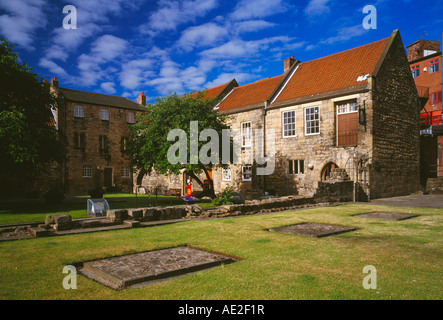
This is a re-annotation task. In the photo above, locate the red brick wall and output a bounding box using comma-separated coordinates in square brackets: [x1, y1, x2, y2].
[410, 53, 442, 113]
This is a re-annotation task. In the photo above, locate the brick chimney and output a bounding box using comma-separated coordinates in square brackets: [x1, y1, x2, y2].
[50, 77, 59, 88]
[284, 56, 296, 73]
[138, 92, 146, 106]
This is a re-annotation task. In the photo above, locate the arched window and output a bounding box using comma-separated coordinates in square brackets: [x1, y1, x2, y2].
[321, 162, 338, 181]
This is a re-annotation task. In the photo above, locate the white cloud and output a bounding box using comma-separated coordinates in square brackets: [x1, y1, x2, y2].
[43, 0, 136, 62]
[320, 24, 368, 45]
[90, 35, 128, 61]
[205, 72, 253, 88]
[140, 0, 219, 35]
[145, 56, 217, 95]
[0, 0, 47, 50]
[230, 0, 287, 21]
[234, 20, 276, 34]
[120, 58, 154, 90]
[75, 35, 128, 86]
[100, 82, 117, 94]
[177, 23, 228, 51]
[305, 0, 331, 16]
[38, 58, 69, 78]
[200, 36, 293, 60]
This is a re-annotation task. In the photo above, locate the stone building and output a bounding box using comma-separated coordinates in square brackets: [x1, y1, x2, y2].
[139, 30, 421, 201]
[50, 78, 145, 194]
[407, 39, 443, 181]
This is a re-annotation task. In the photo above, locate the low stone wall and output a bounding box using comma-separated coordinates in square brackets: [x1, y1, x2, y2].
[1, 193, 344, 241]
[104, 195, 321, 222]
[426, 177, 443, 194]
[197, 196, 319, 219]
[314, 181, 354, 203]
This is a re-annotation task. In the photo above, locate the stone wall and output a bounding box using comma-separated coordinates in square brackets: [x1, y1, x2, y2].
[59, 101, 140, 194]
[107, 195, 320, 221]
[371, 32, 421, 199]
[264, 92, 373, 198]
[426, 177, 443, 194]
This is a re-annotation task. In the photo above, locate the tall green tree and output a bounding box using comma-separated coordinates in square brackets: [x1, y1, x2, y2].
[0, 38, 65, 195]
[130, 91, 230, 198]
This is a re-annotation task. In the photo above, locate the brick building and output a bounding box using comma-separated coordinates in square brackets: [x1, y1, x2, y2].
[139, 30, 421, 201]
[50, 78, 145, 194]
[407, 39, 443, 180]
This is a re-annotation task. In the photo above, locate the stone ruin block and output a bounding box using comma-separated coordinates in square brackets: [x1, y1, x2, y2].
[28, 227, 52, 238]
[45, 214, 72, 231]
[142, 207, 162, 221]
[106, 209, 128, 224]
[127, 209, 143, 220]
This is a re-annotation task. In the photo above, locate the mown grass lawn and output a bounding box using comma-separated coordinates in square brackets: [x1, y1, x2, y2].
[0, 204, 442, 300]
[0, 193, 215, 225]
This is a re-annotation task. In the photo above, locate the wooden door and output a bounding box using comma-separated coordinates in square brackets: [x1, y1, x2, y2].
[337, 112, 358, 146]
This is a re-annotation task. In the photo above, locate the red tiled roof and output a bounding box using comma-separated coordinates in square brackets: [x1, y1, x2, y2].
[217, 75, 285, 112]
[274, 37, 390, 104]
[204, 82, 230, 99]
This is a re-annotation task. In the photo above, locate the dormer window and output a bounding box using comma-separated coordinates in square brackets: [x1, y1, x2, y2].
[74, 105, 84, 118]
[100, 108, 109, 121]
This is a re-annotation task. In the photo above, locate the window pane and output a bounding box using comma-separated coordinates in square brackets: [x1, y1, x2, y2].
[83, 165, 92, 177]
[283, 111, 295, 137]
[74, 105, 84, 118]
[242, 166, 252, 180]
[127, 112, 135, 123]
[305, 107, 320, 134]
[241, 122, 252, 146]
[101, 109, 109, 120]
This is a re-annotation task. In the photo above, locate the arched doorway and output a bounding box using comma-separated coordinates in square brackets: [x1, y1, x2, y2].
[321, 162, 338, 181]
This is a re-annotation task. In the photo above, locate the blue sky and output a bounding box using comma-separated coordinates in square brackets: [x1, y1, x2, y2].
[1, 0, 442, 103]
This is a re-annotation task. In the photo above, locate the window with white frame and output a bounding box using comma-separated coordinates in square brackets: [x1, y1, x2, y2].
[304, 106, 320, 135]
[121, 167, 130, 178]
[222, 168, 231, 181]
[241, 121, 252, 147]
[82, 165, 92, 178]
[336, 101, 358, 114]
[289, 159, 304, 175]
[126, 112, 135, 124]
[100, 108, 109, 121]
[74, 105, 84, 118]
[282, 110, 296, 137]
[242, 165, 252, 181]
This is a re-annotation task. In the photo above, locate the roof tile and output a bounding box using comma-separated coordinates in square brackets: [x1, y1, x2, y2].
[274, 37, 390, 104]
[217, 75, 284, 112]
